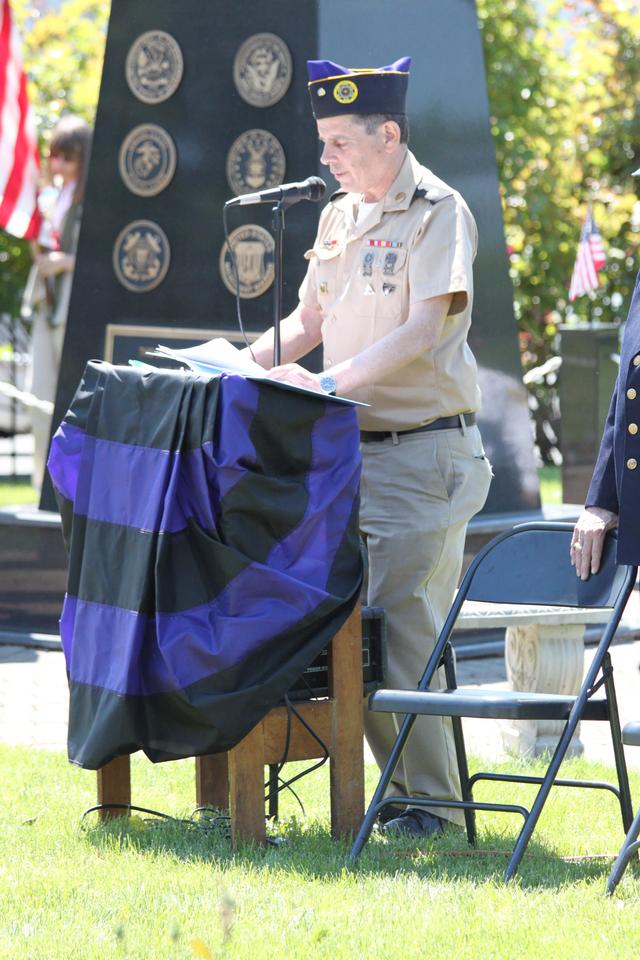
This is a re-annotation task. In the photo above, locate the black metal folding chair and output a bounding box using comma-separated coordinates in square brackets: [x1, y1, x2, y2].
[349, 522, 637, 881]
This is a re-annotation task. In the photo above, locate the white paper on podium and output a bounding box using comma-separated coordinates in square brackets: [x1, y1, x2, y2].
[148, 337, 368, 407]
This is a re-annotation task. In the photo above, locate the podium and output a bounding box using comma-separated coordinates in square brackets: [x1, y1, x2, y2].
[96, 604, 364, 845]
[49, 361, 364, 837]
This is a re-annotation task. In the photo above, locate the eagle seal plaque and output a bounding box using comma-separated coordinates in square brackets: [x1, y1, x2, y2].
[233, 33, 292, 108]
[226, 129, 286, 196]
[113, 219, 171, 293]
[219, 224, 275, 299]
[118, 124, 177, 197]
[125, 30, 184, 104]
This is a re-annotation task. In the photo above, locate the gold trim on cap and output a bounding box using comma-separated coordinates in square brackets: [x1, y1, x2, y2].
[308, 69, 409, 87]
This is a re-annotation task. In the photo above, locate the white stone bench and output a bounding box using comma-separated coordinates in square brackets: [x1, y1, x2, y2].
[456, 602, 610, 757]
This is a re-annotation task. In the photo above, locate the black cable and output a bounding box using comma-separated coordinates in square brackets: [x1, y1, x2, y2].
[264, 693, 306, 816]
[263, 694, 330, 814]
[81, 693, 331, 834]
[222, 204, 257, 362]
[80, 802, 228, 834]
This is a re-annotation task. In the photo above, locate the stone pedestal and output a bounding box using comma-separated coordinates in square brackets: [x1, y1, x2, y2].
[502, 622, 586, 758]
[457, 601, 610, 759]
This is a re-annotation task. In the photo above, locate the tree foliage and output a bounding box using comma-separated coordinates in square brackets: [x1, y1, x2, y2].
[477, 0, 640, 461]
[478, 0, 640, 347]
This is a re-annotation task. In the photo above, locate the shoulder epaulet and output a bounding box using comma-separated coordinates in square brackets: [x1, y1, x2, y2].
[412, 184, 454, 204]
[329, 189, 348, 202]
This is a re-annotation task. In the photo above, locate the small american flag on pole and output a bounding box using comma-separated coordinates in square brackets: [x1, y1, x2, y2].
[568, 205, 607, 302]
[0, 0, 41, 240]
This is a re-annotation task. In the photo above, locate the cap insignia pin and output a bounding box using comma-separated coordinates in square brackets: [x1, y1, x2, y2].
[333, 79, 358, 104]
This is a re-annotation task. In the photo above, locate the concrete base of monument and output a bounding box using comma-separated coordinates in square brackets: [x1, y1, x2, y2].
[0, 502, 583, 647]
[0, 505, 67, 641]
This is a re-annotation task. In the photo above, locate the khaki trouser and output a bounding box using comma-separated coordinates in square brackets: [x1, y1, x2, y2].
[360, 423, 492, 824]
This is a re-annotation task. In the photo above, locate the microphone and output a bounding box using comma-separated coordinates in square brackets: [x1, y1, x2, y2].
[225, 176, 326, 207]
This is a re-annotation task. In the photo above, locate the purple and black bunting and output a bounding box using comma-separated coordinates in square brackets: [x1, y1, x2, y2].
[48, 361, 363, 769]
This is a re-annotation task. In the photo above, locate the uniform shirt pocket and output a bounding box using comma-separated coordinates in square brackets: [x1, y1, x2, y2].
[370, 247, 407, 333]
[313, 246, 343, 310]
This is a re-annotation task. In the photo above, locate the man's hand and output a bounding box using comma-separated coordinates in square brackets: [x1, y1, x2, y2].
[267, 363, 324, 393]
[570, 506, 618, 580]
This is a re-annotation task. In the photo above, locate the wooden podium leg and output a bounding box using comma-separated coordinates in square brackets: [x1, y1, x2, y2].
[195, 753, 229, 811]
[96, 755, 131, 820]
[328, 606, 365, 839]
[228, 722, 265, 848]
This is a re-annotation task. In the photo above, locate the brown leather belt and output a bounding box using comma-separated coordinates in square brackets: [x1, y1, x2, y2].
[360, 413, 476, 443]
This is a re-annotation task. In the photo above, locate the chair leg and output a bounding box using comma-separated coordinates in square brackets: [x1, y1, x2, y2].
[504, 706, 583, 881]
[451, 715, 476, 845]
[606, 807, 640, 895]
[602, 656, 634, 831]
[443, 645, 476, 845]
[348, 711, 418, 865]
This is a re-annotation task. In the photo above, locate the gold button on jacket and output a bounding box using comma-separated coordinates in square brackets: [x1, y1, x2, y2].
[627, 458, 638, 470]
[627, 387, 637, 400]
[629, 423, 639, 435]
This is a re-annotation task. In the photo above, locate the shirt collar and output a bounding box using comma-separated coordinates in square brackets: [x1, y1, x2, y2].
[329, 149, 422, 220]
[381, 150, 423, 212]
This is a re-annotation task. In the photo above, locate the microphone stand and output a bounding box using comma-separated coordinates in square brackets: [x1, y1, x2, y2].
[272, 201, 286, 367]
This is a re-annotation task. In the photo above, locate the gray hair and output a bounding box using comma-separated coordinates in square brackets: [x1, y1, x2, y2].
[356, 113, 410, 144]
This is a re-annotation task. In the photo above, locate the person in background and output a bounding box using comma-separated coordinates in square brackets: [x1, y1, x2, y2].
[23, 114, 91, 491]
[570, 169, 640, 579]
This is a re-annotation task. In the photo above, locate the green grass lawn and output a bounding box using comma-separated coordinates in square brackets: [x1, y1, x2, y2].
[0, 477, 37, 507]
[1, 745, 639, 959]
[538, 465, 562, 506]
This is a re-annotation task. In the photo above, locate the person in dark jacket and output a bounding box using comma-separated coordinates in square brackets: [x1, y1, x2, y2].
[571, 175, 640, 577]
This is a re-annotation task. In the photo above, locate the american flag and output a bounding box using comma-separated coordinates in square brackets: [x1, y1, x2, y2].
[568, 205, 607, 301]
[0, 0, 41, 240]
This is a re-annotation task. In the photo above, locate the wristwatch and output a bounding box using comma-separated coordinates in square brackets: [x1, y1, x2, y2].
[319, 373, 337, 396]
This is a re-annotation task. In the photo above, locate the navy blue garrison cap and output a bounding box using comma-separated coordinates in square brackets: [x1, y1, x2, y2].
[307, 56, 411, 119]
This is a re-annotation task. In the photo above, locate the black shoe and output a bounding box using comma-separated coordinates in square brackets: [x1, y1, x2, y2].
[382, 808, 445, 838]
[376, 804, 407, 826]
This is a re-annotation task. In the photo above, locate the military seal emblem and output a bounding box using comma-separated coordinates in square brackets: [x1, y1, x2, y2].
[226, 129, 286, 196]
[118, 125, 177, 197]
[219, 224, 274, 299]
[125, 31, 184, 104]
[233, 33, 292, 108]
[333, 79, 358, 104]
[113, 220, 171, 293]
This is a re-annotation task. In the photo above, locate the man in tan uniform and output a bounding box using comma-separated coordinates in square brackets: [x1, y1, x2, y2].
[247, 56, 492, 836]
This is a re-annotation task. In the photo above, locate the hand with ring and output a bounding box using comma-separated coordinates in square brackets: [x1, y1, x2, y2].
[570, 506, 618, 580]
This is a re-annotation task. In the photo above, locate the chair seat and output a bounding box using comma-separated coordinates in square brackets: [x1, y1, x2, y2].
[368, 686, 610, 721]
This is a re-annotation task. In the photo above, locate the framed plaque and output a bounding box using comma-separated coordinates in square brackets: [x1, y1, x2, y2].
[104, 323, 259, 367]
